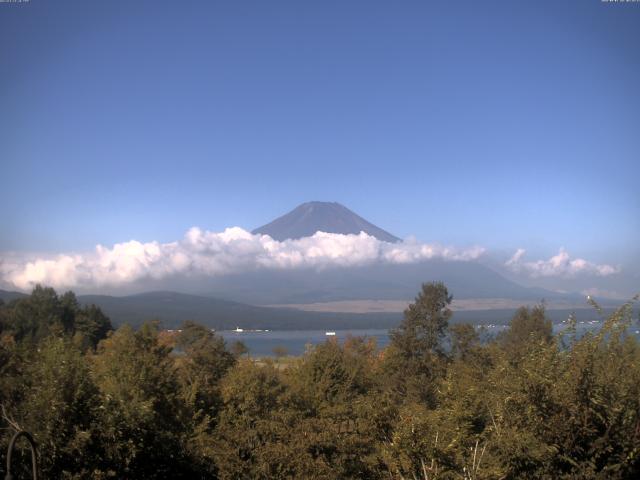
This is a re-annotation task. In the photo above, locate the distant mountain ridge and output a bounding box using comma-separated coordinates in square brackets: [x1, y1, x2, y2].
[1, 289, 610, 330]
[0, 289, 400, 330]
[0, 289, 27, 303]
[252, 201, 400, 242]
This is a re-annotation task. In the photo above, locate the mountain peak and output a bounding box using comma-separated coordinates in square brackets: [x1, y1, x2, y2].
[252, 202, 400, 242]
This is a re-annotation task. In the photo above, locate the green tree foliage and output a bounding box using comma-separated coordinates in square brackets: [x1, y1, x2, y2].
[411, 299, 640, 479]
[213, 359, 311, 479]
[74, 303, 113, 350]
[390, 282, 453, 356]
[173, 321, 236, 475]
[1, 285, 638, 479]
[90, 322, 193, 478]
[0, 285, 112, 348]
[385, 281, 452, 404]
[18, 337, 100, 477]
[2, 285, 69, 342]
[286, 339, 387, 479]
[485, 300, 640, 478]
[214, 339, 390, 479]
[499, 304, 553, 360]
[175, 321, 236, 407]
[449, 323, 480, 361]
[0, 336, 103, 479]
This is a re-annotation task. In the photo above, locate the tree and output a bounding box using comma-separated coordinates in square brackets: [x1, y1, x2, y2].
[384, 282, 452, 404]
[175, 321, 235, 389]
[4, 285, 65, 342]
[172, 321, 236, 475]
[0, 286, 112, 348]
[91, 322, 193, 478]
[74, 304, 113, 349]
[499, 304, 552, 360]
[390, 282, 452, 357]
[449, 323, 480, 361]
[0, 284, 637, 479]
[15, 337, 102, 478]
[288, 340, 386, 479]
[213, 360, 310, 479]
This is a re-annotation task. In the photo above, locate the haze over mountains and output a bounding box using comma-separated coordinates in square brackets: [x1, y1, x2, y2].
[179, 259, 566, 305]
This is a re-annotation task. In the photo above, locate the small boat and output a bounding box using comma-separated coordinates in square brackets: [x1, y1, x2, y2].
[325, 331, 336, 336]
[234, 327, 244, 333]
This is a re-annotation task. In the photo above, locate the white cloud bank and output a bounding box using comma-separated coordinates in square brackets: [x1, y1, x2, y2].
[505, 248, 619, 278]
[0, 228, 486, 291]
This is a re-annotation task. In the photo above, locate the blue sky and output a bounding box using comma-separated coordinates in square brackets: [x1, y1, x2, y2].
[1, 1, 638, 295]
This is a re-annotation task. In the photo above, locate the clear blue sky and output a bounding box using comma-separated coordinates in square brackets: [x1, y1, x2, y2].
[1, 0, 638, 270]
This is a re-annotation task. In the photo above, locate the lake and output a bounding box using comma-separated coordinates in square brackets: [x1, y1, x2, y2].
[219, 320, 640, 357]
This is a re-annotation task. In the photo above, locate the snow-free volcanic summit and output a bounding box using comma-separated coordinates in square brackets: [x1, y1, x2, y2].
[252, 201, 400, 243]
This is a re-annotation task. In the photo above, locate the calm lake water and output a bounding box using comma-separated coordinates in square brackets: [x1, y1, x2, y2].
[219, 329, 390, 357]
[219, 321, 640, 357]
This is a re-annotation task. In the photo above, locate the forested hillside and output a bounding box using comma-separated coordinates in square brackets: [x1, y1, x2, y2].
[1, 284, 639, 479]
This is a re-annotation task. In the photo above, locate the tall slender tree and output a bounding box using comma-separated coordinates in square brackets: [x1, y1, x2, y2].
[385, 282, 452, 404]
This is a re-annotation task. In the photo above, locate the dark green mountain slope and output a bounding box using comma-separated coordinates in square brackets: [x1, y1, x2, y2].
[76, 291, 401, 330]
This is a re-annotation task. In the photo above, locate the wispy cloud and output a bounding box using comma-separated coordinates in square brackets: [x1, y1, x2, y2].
[0, 228, 485, 291]
[505, 248, 619, 278]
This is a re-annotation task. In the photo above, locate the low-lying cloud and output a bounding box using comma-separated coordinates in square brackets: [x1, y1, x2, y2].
[0, 228, 486, 291]
[505, 248, 619, 278]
